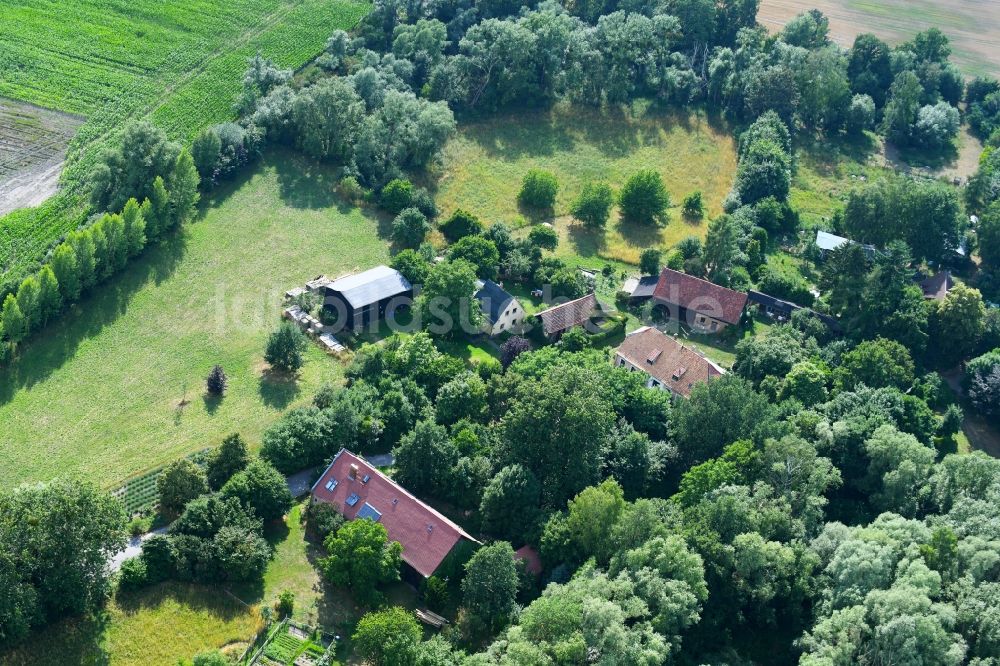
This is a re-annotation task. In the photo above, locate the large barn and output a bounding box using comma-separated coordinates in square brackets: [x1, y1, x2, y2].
[323, 266, 412, 331]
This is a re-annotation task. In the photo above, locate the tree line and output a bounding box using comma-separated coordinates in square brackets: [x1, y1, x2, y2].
[0, 122, 200, 362]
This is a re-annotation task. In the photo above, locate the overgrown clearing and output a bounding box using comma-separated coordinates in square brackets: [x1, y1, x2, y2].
[758, 0, 1000, 78]
[434, 105, 737, 265]
[0, 0, 369, 291]
[0, 150, 389, 490]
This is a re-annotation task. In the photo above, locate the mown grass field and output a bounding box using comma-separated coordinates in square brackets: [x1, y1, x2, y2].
[433, 104, 738, 266]
[0, 149, 390, 490]
[0, 0, 369, 293]
[758, 0, 1000, 78]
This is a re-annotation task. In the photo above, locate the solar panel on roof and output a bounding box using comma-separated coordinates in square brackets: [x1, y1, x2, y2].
[345, 493, 360, 507]
[356, 503, 382, 522]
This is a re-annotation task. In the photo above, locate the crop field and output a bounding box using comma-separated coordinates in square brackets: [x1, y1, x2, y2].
[758, 0, 1000, 78]
[0, 0, 369, 293]
[433, 104, 738, 266]
[0, 149, 391, 490]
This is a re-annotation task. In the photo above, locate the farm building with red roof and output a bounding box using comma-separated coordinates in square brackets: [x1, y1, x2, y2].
[311, 449, 479, 578]
[652, 268, 748, 333]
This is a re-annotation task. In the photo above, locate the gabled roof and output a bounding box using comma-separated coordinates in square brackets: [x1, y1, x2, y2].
[537, 293, 598, 336]
[652, 268, 748, 325]
[475, 279, 516, 324]
[325, 266, 411, 310]
[311, 450, 477, 577]
[616, 327, 725, 397]
[816, 230, 850, 252]
[919, 271, 954, 301]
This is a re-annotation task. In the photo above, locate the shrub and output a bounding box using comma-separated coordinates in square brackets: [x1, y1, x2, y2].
[157, 459, 208, 516]
[117, 557, 148, 592]
[439, 209, 483, 242]
[392, 208, 430, 248]
[380, 178, 413, 213]
[265, 322, 307, 373]
[307, 499, 345, 540]
[205, 365, 227, 396]
[411, 187, 439, 219]
[337, 176, 365, 202]
[207, 433, 250, 491]
[500, 336, 531, 368]
[518, 169, 558, 210]
[423, 575, 450, 613]
[221, 459, 293, 522]
[639, 248, 662, 275]
[619, 170, 670, 225]
[571, 182, 614, 227]
[528, 225, 558, 251]
[276, 590, 295, 617]
[682, 191, 704, 219]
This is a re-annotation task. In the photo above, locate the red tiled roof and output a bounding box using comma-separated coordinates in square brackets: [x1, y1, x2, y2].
[615, 327, 725, 397]
[652, 268, 748, 325]
[536, 293, 598, 336]
[311, 450, 477, 577]
[514, 545, 543, 576]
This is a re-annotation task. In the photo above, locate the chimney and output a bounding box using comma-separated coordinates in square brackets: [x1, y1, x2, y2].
[349, 464, 359, 480]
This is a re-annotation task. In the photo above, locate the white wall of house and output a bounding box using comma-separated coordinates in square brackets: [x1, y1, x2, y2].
[484, 299, 525, 336]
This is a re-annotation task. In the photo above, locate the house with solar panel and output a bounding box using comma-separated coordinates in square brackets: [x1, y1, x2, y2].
[311, 449, 479, 581]
[474, 279, 524, 336]
[322, 265, 412, 331]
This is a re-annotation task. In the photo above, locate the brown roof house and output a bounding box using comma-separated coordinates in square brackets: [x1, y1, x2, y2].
[312, 450, 478, 579]
[535, 293, 599, 340]
[614, 326, 725, 397]
[652, 268, 748, 333]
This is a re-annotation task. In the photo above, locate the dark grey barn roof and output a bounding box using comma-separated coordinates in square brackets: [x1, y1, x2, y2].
[475, 279, 515, 324]
[631, 275, 660, 299]
[326, 266, 412, 310]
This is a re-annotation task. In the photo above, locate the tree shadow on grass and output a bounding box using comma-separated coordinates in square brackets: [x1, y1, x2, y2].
[258, 367, 302, 409]
[202, 392, 223, 415]
[566, 220, 606, 258]
[0, 612, 112, 666]
[272, 151, 342, 210]
[464, 109, 576, 161]
[0, 232, 188, 406]
[613, 218, 665, 252]
[115, 581, 253, 623]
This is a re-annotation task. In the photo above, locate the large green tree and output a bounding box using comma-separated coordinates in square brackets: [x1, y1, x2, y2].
[500, 365, 615, 507]
[321, 519, 402, 605]
[0, 480, 126, 641]
[462, 541, 520, 632]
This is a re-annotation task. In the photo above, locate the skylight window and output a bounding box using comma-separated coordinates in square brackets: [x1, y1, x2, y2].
[345, 493, 360, 507]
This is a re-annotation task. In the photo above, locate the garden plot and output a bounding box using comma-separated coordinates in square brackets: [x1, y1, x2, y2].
[0, 98, 83, 216]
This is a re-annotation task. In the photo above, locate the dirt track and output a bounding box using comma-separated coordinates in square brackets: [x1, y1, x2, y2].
[0, 98, 83, 216]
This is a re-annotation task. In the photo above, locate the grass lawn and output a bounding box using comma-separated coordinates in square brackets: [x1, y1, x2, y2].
[0, 149, 392, 490]
[433, 103, 737, 266]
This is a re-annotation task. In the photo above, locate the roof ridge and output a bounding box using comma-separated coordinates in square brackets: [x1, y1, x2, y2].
[339, 449, 479, 543]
